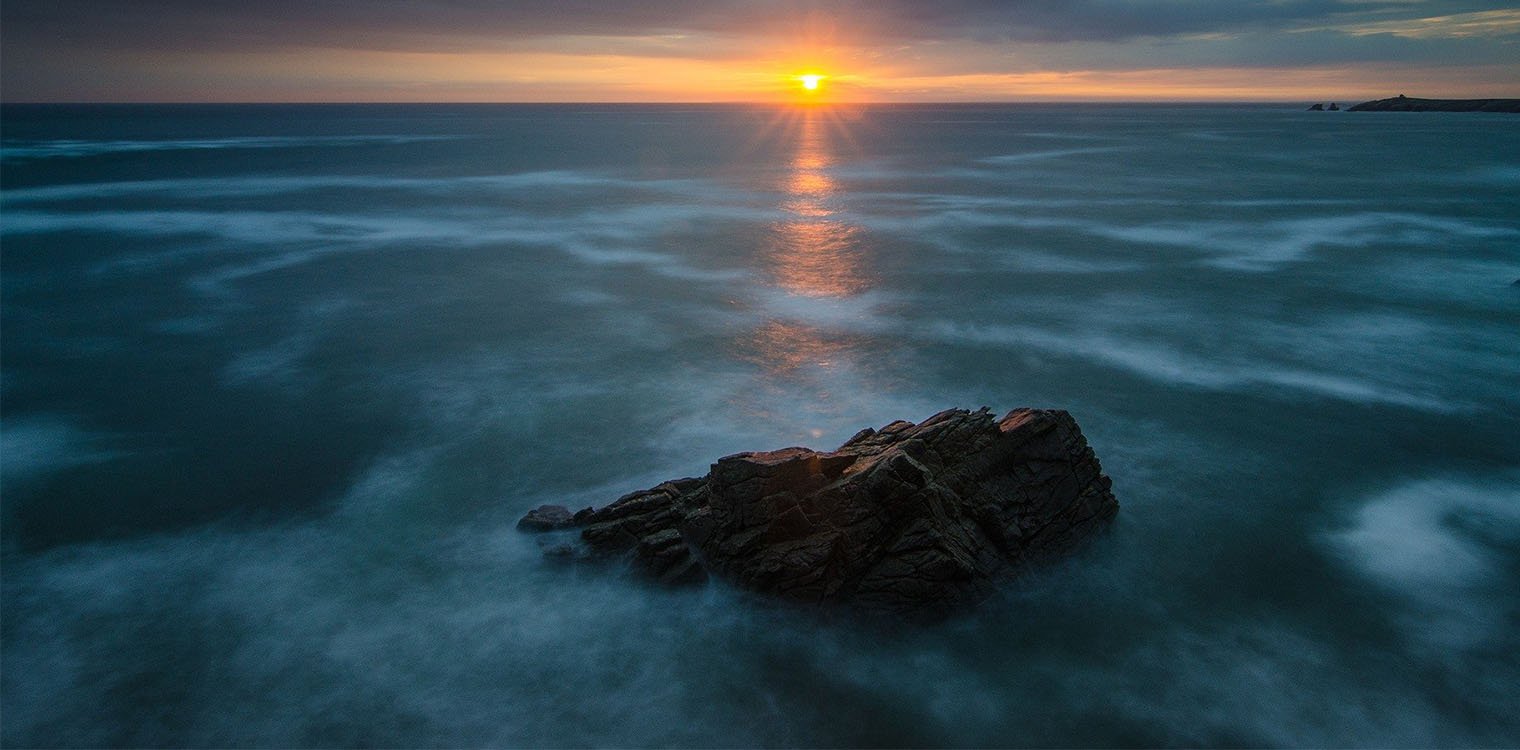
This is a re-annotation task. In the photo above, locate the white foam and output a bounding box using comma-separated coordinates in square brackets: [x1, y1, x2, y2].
[222, 336, 314, 388]
[868, 208, 1518, 272]
[0, 416, 118, 483]
[2, 203, 766, 292]
[0, 171, 689, 204]
[1462, 165, 1520, 184]
[746, 288, 894, 330]
[980, 147, 1125, 164]
[1328, 477, 1520, 649]
[0, 135, 459, 161]
[925, 321, 1454, 412]
[559, 241, 751, 283]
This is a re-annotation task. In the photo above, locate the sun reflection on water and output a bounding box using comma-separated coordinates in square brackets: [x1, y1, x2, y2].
[733, 109, 883, 437]
[744, 319, 845, 374]
[767, 112, 870, 299]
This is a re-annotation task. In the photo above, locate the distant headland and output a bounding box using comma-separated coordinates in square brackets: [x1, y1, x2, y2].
[1340, 95, 1520, 112]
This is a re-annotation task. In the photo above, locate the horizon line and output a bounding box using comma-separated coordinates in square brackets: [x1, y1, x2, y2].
[1, 97, 1439, 107]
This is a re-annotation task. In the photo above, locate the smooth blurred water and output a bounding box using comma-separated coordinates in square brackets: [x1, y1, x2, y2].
[2, 103, 1518, 747]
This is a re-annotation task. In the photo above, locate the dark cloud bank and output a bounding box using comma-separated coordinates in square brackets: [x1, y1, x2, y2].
[5, 0, 1516, 51]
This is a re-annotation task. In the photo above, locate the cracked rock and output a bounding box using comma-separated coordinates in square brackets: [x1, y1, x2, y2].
[518, 407, 1118, 613]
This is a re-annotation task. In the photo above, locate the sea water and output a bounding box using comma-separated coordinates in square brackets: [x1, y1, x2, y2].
[2, 103, 1518, 746]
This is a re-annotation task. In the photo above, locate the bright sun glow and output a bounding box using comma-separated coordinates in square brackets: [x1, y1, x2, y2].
[799, 74, 823, 91]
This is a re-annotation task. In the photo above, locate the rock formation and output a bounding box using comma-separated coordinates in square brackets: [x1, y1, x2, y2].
[519, 407, 1119, 613]
[1307, 103, 1325, 111]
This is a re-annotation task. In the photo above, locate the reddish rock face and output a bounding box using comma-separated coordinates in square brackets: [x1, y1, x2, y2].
[520, 407, 1119, 613]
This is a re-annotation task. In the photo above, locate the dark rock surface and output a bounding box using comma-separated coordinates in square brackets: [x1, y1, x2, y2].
[517, 504, 590, 531]
[1348, 95, 1520, 113]
[520, 407, 1119, 613]
[1307, 103, 1325, 111]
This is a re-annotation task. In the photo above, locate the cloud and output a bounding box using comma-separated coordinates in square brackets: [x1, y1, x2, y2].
[1312, 7, 1520, 38]
[2, 1, 1517, 102]
[6, 0, 1519, 52]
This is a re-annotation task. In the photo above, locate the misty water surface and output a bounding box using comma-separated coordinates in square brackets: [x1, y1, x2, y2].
[2, 104, 1518, 747]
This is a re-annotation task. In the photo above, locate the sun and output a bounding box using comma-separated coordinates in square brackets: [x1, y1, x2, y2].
[799, 74, 824, 92]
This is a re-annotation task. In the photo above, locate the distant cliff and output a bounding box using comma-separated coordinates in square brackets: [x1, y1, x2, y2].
[1348, 95, 1520, 112]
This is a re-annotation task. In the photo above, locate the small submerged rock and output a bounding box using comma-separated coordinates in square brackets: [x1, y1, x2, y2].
[516, 504, 590, 531]
[518, 407, 1119, 613]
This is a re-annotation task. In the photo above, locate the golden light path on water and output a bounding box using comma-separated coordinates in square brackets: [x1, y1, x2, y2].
[743, 108, 879, 437]
[770, 111, 867, 298]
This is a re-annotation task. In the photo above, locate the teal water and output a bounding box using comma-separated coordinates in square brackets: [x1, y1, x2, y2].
[3, 104, 1518, 747]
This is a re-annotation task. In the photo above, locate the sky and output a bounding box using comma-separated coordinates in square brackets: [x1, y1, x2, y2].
[2, 0, 1517, 102]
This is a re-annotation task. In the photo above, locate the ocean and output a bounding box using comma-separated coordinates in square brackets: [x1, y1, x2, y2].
[2, 103, 1517, 747]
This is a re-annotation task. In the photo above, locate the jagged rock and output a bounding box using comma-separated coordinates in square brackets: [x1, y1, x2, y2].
[519, 408, 1119, 613]
[1307, 103, 1325, 111]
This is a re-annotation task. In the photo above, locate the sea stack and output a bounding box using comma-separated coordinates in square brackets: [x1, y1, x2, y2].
[519, 407, 1119, 613]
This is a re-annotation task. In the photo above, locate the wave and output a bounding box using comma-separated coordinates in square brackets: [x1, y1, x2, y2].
[0, 415, 121, 484]
[1326, 476, 1520, 650]
[0, 135, 460, 161]
[979, 147, 1126, 164]
[2, 202, 774, 291]
[878, 208, 1520, 271]
[0, 171, 705, 204]
[922, 319, 1465, 412]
